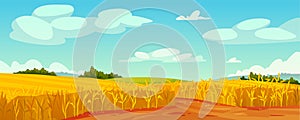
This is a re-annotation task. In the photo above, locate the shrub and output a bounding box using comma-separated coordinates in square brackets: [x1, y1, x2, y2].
[79, 66, 121, 79]
[240, 72, 299, 85]
[14, 68, 56, 76]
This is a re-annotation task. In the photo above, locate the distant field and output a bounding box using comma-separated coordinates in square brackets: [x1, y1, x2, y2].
[0, 74, 179, 100]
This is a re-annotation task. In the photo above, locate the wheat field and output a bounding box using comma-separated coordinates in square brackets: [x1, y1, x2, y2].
[0, 73, 299, 119]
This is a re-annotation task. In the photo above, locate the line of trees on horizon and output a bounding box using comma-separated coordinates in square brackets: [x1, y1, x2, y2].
[14, 68, 56, 76]
[240, 72, 299, 85]
[79, 66, 122, 79]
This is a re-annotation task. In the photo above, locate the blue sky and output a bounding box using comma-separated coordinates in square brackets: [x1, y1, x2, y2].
[0, 0, 299, 80]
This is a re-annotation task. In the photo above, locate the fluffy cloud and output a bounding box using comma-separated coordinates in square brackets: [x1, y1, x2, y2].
[80, 9, 153, 36]
[226, 57, 242, 63]
[280, 18, 300, 37]
[134, 52, 150, 60]
[51, 17, 87, 38]
[10, 5, 152, 45]
[176, 10, 210, 21]
[150, 48, 180, 58]
[203, 18, 300, 44]
[10, 16, 65, 45]
[0, 60, 44, 73]
[95, 9, 152, 29]
[168, 54, 206, 63]
[0, 59, 75, 74]
[255, 28, 296, 40]
[119, 57, 144, 63]
[195, 55, 206, 62]
[120, 48, 206, 63]
[10, 5, 80, 45]
[229, 52, 300, 76]
[173, 53, 193, 61]
[0, 61, 11, 73]
[202, 29, 238, 41]
[236, 18, 270, 30]
[32, 5, 74, 22]
[47, 62, 73, 73]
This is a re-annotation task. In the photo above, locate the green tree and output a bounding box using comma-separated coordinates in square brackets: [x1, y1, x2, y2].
[240, 76, 248, 80]
[242, 72, 299, 85]
[80, 66, 122, 79]
[283, 77, 300, 84]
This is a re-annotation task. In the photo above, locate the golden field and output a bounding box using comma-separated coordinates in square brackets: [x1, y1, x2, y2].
[0, 73, 299, 119]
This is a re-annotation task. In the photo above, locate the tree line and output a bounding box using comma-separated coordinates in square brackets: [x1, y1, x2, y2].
[79, 66, 122, 79]
[14, 68, 56, 76]
[240, 72, 299, 85]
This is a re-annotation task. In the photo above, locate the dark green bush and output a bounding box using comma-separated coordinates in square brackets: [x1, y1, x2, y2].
[240, 72, 299, 85]
[14, 68, 56, 76]
[79, 66, 122, 79]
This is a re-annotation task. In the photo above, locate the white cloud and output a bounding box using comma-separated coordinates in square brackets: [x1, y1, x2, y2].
[202, 18, 300, 44]
[195, 55, 206, 62]
[119, 57, 144, 63]
[280, 18, 300, 37]
[32, 4, 74, 22]
[10, 5, 152, 45]
[47, 62, 73, 73]
[119, 48, 206, 63]
[11, 60, 44, 72]
[150, 48, 180, 58]
[0, 59, 43, 73]
[0, 59, 76, 74]
[176, 10, 210, 21]
[13, 16, 53, 40]
[173, 53, 193, 61]
[226, 57, 242, 63]
[229, 52, 300, 76]
[95, 9, 152, 29]
[51, 17, 87, 38]
[255, 28, 296, 40]
[0, 61, 13, 73]
[167, 54, 206, 63]
[10, 5, 80, 45]
[134, 52, 150, 60]
[235, 18, 270, 30]
[78, 9, 153, 36]
[202, 29, 238, 41]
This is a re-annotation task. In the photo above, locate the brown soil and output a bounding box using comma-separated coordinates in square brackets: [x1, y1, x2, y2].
[67, 98, 300, 120]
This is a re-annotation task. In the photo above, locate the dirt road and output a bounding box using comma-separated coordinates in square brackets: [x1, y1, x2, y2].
[69, 98, 300, 120]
